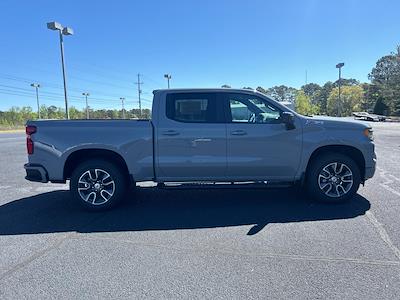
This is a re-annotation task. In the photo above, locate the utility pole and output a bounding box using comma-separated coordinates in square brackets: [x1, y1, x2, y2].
[164, 74, 172, 88]
[30, 83, 41, 119]
[120, 97, 126, 119]
[336, 63, 345, 117]
[135, 73, 143, 118]
[305, 70, 308, 85]
[82, 92, 90, 119]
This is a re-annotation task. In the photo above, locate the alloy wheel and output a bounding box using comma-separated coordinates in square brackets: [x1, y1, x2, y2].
[318, 162, 353, 198]
[77, 169, 115, 205]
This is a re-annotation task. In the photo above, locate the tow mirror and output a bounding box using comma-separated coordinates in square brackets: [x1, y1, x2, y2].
[281, 112, 295, 130]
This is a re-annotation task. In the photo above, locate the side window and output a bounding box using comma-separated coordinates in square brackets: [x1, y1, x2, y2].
[230, 100, 253, 122]
[166, 93, 219, 123]
[228, 94, 282, 124]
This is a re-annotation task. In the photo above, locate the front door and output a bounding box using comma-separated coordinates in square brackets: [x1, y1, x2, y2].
[156, 92, 227, 181]
[223, 92, 302, 181]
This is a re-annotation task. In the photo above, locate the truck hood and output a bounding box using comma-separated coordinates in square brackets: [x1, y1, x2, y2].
[302, 115, 371, 130]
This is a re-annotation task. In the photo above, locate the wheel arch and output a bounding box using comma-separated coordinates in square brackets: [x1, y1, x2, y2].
[305, 145, 366, 182]
[63, 149, 131, 183]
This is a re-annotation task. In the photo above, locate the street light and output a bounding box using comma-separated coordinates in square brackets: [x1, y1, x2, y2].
[336, 62, 345, 117]
[164, 74, 172, 89]
[47, 21, 74, 119]
[82, 92, 90, 119]
[30, 83, 41, 119]
[120, 97, 126, 119]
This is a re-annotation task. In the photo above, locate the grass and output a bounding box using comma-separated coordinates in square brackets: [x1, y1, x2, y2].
[0, 126, 25, 133]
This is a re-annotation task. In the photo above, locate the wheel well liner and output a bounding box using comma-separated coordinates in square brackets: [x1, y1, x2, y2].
[306, 145, 366, 182]
[63, 149, 130, 181]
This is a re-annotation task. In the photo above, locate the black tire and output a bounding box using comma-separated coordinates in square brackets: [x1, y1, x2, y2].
[306, 153, 361, 203]
[70, 159, 128, 211]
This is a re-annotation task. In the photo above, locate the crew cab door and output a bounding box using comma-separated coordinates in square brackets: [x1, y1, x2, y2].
[223, 92, 302, 181]
[155, 92, 227, 181]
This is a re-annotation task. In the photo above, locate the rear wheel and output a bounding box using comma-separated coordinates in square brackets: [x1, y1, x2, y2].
[306, 153, 361, 203]
[70, 159, 128, 211]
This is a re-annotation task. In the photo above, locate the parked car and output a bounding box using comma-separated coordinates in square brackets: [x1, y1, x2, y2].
[353, 111, 386, 122]
[24, 89, 376, 210]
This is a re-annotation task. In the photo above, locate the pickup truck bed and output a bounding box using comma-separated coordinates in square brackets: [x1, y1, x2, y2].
[25, 119, 154, 182]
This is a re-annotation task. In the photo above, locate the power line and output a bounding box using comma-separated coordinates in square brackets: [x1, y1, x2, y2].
[0, 71, 154, 111]
[0, 73, 141, 100]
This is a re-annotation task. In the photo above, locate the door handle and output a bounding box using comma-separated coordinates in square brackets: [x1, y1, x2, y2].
[191, 138, 211, 147]
[162, 130, 180, 136]
[230, 130, 247, 136]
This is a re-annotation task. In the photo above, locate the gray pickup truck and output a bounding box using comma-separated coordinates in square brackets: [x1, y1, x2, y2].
[25, 88, 376, 210]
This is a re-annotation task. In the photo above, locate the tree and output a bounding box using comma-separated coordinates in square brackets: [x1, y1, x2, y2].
[317, 81, 334, 114]
[361, 83, 380, 112]
[69, 106, 84, 119]
[373, 96, 389, 115]
[368, 45, 400, 115]
[0, 105, 153, 129]
[295, 90, 318, 116]
[47, 105, 61, 119]
[327, 85, 364, 116]
[221, 84, 231, 88]
[256, 86, 267, 94]
[266, 85, 297, 103]
[301, 83, 322, 107]
[333, 78, 359, 87]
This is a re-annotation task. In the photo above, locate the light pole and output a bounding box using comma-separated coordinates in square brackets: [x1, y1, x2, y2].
[30, 83, 41, 119]
[82, 92, 90, 119]
[164, 74, 171, 89]
[120, 97, 126, 119]
[47, 21, 74, 119]
[336, 62, 344, 117]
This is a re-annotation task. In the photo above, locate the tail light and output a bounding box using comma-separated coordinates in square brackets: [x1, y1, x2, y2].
[26, 125, 37, 154]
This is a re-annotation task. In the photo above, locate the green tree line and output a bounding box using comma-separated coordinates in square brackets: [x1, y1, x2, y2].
[0, 105, 151, 129]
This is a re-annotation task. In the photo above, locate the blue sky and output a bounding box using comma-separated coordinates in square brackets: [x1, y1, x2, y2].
[0, 0, 399, 110]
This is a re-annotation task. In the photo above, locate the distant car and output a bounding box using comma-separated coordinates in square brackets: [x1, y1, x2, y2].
[353, 112, 386, 122]
[279, 101, 295, 111]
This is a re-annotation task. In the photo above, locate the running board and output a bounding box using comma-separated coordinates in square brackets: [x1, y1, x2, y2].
[157, 181, 293, 189]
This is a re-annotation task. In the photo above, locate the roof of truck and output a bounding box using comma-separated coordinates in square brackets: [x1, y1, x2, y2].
[153, 88, 261, 94]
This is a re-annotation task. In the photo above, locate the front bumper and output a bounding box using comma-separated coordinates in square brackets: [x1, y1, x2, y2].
[365, 157, 376, 180]
[364, 141, 376, 180]
[24, 163, 48, 183]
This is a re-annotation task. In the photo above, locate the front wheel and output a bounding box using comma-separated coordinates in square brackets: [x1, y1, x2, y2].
[70, 159, 128, 211]
[306, 153, 361, 203]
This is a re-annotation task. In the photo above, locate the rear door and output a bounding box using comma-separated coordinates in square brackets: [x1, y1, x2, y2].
[156, 92, 227, 181]
[223, 92, 302, 181]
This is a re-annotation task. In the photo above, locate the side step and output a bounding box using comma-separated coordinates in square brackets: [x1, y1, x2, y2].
[156, 181, 293, 190]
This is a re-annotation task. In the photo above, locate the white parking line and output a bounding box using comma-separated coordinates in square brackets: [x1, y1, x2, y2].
[0, 137, 23, 141]
[377, 167, 400, 197]
[365, 210, 400, 261]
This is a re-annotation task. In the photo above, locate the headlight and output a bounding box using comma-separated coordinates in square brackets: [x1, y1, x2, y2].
[363, 128, 373, 141]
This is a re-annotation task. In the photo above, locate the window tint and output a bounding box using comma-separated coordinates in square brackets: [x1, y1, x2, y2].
[228, 94, 281, 124]
[166, 93, 219, 123]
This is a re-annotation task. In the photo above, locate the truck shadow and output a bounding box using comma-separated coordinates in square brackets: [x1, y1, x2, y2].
[0, 186, 370, 236]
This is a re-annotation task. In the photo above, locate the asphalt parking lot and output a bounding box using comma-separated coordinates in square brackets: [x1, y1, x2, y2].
[0, 122, 399, 299]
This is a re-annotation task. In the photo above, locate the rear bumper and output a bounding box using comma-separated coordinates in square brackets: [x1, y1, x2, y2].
[24, 163, 48, 183]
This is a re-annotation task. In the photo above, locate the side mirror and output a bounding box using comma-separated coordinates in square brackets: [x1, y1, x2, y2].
[281, 112, 296, 130]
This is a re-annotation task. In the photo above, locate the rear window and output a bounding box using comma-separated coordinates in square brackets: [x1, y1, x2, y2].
[166, 93, 220, 123]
